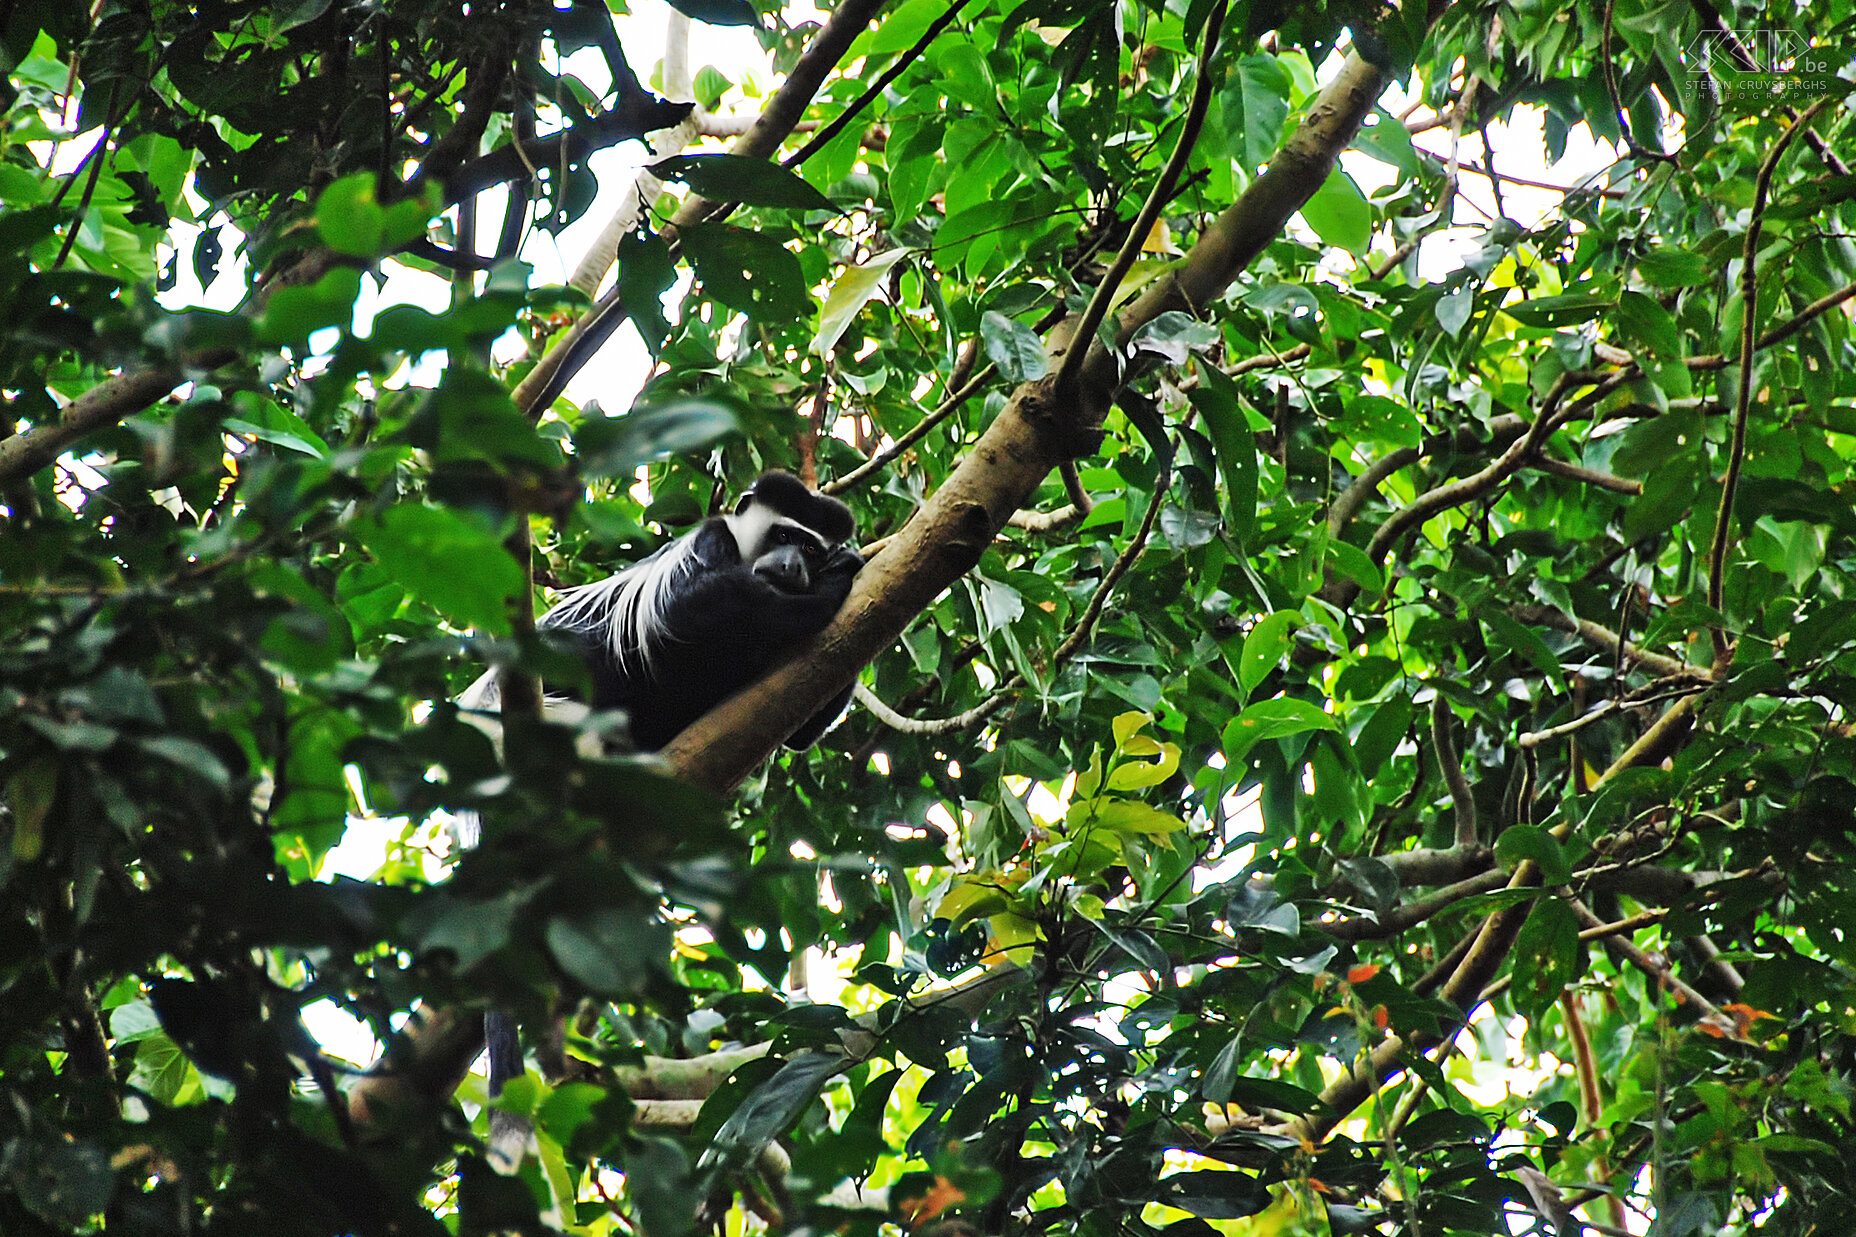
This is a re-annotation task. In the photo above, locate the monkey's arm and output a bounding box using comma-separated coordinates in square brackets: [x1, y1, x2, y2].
[665, 540, 862, 749]
[778, 547, 863, 749]
[670, 539, 861, 650]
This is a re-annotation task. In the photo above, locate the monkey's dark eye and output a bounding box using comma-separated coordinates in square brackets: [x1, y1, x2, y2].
[773, 527, 824, 558]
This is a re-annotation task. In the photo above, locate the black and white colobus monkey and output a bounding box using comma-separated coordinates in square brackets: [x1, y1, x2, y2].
[459, 469, 862, 752]
[458, 469, 861, 1169]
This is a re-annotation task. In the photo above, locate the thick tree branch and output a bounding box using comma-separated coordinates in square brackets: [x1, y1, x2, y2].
[513, 0, 885, 414]
[664, 0, 889, 235]
[1510, 603, 1695, 679]
[0, 365, 185, 485]
[430, 92, 691, 206]
[664, 47, 1398, 791]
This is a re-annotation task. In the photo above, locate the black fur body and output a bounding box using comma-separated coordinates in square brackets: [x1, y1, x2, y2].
[461, 470, 861, 753]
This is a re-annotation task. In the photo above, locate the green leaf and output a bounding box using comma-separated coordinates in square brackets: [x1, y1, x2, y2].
[1191, 368, 1258, 545]
[1616, 289, 1682, 357]
[1351, 694, 1413, 777]
[1748, 517, 1827, 590]
[315, 172, 387, 257]
[692, 65, 732, 112]
[1161, 1170, 1272, 1220]
[1636, 247, 1712, 288]
[1510, 898, 1581, 1021]
[224, 391, 330, 458]
[22, 715, 116, 752]
[1221, 53, 1292, 169]
[420, 887, 532, 971]
[650, 154, 834, 212]
[1328, 539, 1384, 593]
[1071, 798, 1187, 837]
[1352, 108, 1425, 177]
[682, 223, 811, 320]
[623, 1141, 695, 1237]
[353, 504, 523, 633]
[1502, 293, 1613, 328]
[1435, 289, 1473, 336]
[11, 1138, 115, 1227]
[1129, 311, 1221, 365]
[382, 183, 441, 248]
[272, 0, 333, 34]
[700, 1052, 842, 1171]
[8, 759, 57, 863]
[979, 310, 1048, 382]
[1222, 698, 1339, 762]
[256, 266, 362, 345]
[869, 0, 946, 54]
[1093, 920, 1169, 972]
[617, 228, 678, 352]
[546, 907, 670, 997]
[135, 736, 230, 790]
[814, 249, 910, 355]
[1622, 455, 1701, 541]
[1299, 171, 1371, 254]
[1480, 609, 1567, 691]
[1239, 611, 1301, 698]
[574, 397, 739, 478]
[1493, 825, 1573, 884]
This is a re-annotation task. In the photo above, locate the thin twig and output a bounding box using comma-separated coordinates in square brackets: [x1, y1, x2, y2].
[1432, 698, 1478, 848]
[1569, 898, 1721, 1020]
[782, 0, 973, 169]
[859, 450, 1174, 735]
[1707, 98, 1831, 662]
[1507, 606, 1695, 680]
[1052, 0, 1226, 396]
[1518, 701, 1619, 749]
[822, 362, 995, 496]
[1528, 454, 1640, 494]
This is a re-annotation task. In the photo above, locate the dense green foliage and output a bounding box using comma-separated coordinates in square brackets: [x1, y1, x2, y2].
[3, 0, 1856, 1234]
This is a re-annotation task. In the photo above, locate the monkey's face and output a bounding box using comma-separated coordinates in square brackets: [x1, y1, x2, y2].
[753, 542, 818, 593]
[740, 511, 841, 594]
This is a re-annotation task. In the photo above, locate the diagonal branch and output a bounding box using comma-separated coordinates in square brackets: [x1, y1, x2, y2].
[661, 45, 1402, 792]
[511, 0, 888, 415]
[0, 365, 185, 485]
[1510, 604, 1695, 679]
[1297, 685, 1703, 1142]
[1052, 0, 1227, 397]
